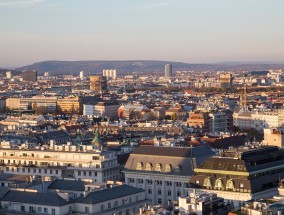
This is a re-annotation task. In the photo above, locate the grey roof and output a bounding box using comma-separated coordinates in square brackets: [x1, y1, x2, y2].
[2, 190, 69, 206]
[76, 185, 144, 204]
[0, 173, 32, 183]
[0, 187, 9, 198]
[124, 145, 215, 176]
[48, 179, 88, 192]
[132, 145, 213, 157]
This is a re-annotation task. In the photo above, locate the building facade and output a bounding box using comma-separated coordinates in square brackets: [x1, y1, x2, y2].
[90, 76, 107, 94]
[124, 145, 214, 205]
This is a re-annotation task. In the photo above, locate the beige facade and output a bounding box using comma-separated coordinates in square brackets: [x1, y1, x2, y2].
[263, 129, 284, 148]
[57, 97, 80, 114]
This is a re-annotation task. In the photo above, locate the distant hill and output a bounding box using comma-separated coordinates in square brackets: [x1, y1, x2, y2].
[16, 60, 284, 75]
[0, 69, 21, 76]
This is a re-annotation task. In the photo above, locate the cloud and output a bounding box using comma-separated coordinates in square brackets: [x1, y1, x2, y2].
[0, 0, 45, 7]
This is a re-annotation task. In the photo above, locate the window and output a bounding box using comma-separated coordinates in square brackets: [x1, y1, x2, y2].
[44, 208, 48, 213]
[240, 183, 244, 188]
[21, 206, 25, 212]
[29, 206, 34, 212]
[226, 180, 235, 190]
[164, 164, 172, 172]
[203, 178, 212, 188]
[78, 171, 81, 176]
[167, 190, 172, 196]
[145, 162, 152, 171]
[85, 206, 89, 213]
[155, 163, 162, 172]
[136, 162, 143, 170]
[52, 208, 55, 215]
[214, 179, 223, 189]
[108, 202, 111, 208]
[174, 165, 181, 173]
[38, 207, 42, 212]
[158, 189, 162, 195]
[148, 189, 152, 194]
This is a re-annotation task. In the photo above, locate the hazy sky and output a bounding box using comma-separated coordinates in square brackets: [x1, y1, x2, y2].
[1, 0, 284, 67]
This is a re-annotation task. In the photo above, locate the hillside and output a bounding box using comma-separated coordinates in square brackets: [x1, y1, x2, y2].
[16, 60, 284, 75]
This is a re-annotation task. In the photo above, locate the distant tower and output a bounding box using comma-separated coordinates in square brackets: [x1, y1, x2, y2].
[219, 73, 233, 88]
[165, 64, 173, 78]
[89, 76, 107, 94]
[6, 71, 12, 79]
[79, 71, 84, 80]
[44, 72, 49, 77]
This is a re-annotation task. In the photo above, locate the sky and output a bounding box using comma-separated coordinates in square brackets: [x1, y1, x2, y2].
[1, 0, 284, 67]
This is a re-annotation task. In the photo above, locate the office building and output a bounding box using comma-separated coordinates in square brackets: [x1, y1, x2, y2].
[89, 76, 107, 94]
[165, 64, 173, 78]
[124, 145, 214, 205]
[103, 69, 117, 80]
[189, 146, 284, 204]
[21, 70, 37, 82]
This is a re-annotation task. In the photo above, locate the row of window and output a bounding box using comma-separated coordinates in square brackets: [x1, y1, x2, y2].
[128, 178, 188, 187]
[136, 163, 181, 173]
[147, 188, 181, 197]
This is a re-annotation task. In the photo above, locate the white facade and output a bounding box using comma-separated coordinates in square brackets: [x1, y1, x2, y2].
[6, 71, 12, 79]
[125, 172, 190, 205]
[0, 143, 120, 183]
[103, 69, 117, 80]
[80, 71, 84, 80]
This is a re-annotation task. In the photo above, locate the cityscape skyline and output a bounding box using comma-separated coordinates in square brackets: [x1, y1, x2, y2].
[1, 0, 284, 67]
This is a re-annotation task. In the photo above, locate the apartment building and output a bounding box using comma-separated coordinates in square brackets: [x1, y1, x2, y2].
[0, 142, 120, 183]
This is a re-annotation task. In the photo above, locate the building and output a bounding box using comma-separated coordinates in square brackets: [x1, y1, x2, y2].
[6, 96, 58, 113]
[83, 101, 119, 119]
[57, 97, 80, 114]
[178, 191, 233, 215]
[124, 145, 215, 205]
[21, 70, 37, 82]
[75, 184, 150, 215]
[90, 76, 107, 94]
[80, 71, 84, 80]
[6, 70, 12, 79]
[189, 146, 284, 204]
[263, 129, 284, 148]
[165, 105, 187, 120]
[44, 72, 49, 77]
[1, 190, 72, 215]
[219, 73, 233, 88]
[187, 111, 210, 133]
[0, 142, 120, 183]
[233, 109, 284, 132]
[0, 183, 150, 215]
[165, 64, 173, 78]
[103, 69, 117, 80]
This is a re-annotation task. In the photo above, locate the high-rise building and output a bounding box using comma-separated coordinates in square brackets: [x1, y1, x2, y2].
[89, 76, 107, 94]
[44, 72, 49, 77]
[102, 69, 116, 80]
[21, 70, 37, 82]
[79, 71, 84, 80]
[165, 64, 173, 78]
[6, 71, 12, 79]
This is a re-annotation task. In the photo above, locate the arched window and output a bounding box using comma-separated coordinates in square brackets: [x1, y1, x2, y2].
[164, 164, 172, 173]
[174, 165, 182, 173]
[214, 179, 223, 189]
[155, 163, 162, 172]
[145, 162, 152, 171]
[136, 162, 143, 170]
[203, 178, 212, 188]
[226, 180, 235, 190]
